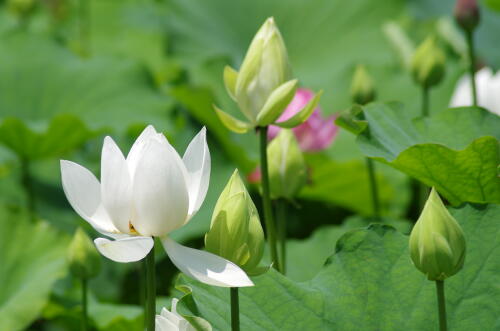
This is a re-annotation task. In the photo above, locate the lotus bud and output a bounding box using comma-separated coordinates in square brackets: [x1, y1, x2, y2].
[409, 188, 466, 281]
[454, 0, 480, 32]
[205, 170, 264, 275]
[267, 129, 307, 199]
[233, 17, 292, 123]
[67, 228, 101, 279]
[411, 37, 446, 88]
[350, 65, 376, 105]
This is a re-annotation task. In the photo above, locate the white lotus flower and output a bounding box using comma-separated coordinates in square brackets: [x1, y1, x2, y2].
[450, 67, 500, 116]
[61, 125, 253, 287]
[155, 298, 198, 331]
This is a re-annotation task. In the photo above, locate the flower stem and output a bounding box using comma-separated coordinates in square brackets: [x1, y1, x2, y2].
[465, 30, 477, 106]
[81, 277, 88, 331]
[20, 158, 36, 223]
[435, 280, 448, 331]
[259, 126, 280, 271]
[145, 244, 156, 331]
[365, 158, 380, 221]
[422, 86, 430, 117]
[230, 287, 240, 331]
[276, 199, 287, 274]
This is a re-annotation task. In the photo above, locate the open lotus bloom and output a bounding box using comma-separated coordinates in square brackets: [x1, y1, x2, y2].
[450, 67, 500, 116]
[155, 298, 198, 331]
[61, 125, 253, 287]
[268, 88, 338, 151]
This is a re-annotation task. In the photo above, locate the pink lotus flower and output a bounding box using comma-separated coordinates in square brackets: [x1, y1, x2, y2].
[268, 88, 338, 151]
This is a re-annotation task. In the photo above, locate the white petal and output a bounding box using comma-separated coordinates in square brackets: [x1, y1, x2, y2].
[182, 127, 211, 218]
[127, 125, 160, 178]
[61, 160, 117, 234]
[160, 307, 182, 327]
[132, 138, 189, 237]
[94, 236, 153, 263]
[162, 237, 254, 288]
[101, 137, 133, 234]
[155, 315, 178, 331]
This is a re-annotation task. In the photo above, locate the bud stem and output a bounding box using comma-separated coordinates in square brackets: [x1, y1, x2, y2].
[259, 126, 280, 271]
[435, 280, 448, 331]
[145, 243, 156, 331]
[465, 30, 478, 106]
[81, 277, 88, 331]
[276, 199, 287, 274]
[365, 158, 381, 221]
[230, 287, 240, 331]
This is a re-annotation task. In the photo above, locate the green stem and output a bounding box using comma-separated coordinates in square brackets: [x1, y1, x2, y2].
[435, 280, 447, 331]
[276, 199, 287, 274]
[230, 287, 240, 331]
[21, 159, 36, 222]
[259, 127, 280, 271]
[81, 277, 88, 331]
[365, 158, 380, 221]
[465, 30, 477, 106]
[145, 244, 156, 331]
[422, 86, 430, 117]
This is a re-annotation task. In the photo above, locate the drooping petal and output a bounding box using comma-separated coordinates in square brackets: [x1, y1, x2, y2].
[94, 236, 153, 263]
[162, 237, 254, 288]
[100, 137, 133, 234]
[132, 138, 189, 237]
[182, 127, 211, 218]
[61, 160, 117, 234]
[127, 125, 159, 178]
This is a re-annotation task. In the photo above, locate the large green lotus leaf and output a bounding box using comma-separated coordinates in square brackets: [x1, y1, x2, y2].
[88, 0, 177, 85]
[0, 114, 97, 160]
[355, 103, 500, 205]
[0, 33, 171, 131]
[301, 154, 410, 217]
[0, 209, 69, 331]
[175, 204, 499, 330]
[281, 216, 411, 282]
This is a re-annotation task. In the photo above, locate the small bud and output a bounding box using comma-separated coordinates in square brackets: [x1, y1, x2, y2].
[454, 0, 480, 32]
[67, 228, 101, 279]
[234, 17, 292, 122]
[205, 170, 264, 275]
[267, 129, 307, 199]
[410, 37, 446, 88]
[350, 65, 376, 105]
[409, 188, 466, 281]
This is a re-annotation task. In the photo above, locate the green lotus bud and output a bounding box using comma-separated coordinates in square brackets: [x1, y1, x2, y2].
[233, 17, 292, 123]
[67, 228, 101, 279]
[205, 170, 264, 275]
[410, 37, 446, 88]
[268, 129, 307, 199]
[350, 65, 376, 105]
[409, 188, 466, 281]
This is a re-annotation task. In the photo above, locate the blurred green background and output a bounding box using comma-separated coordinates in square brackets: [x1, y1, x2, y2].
[0, 0, 499, 330]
